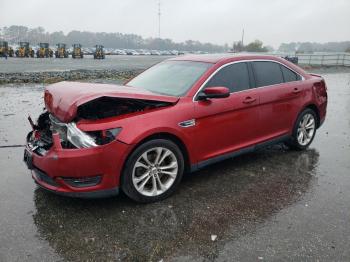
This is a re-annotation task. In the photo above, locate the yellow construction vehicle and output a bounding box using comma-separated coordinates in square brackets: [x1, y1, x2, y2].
[0, 41, 14, 58]
[15, 42, 35, 58]
[55, 43, 69, 58]
[36, 43, 53, 58]
[72, 44, 83, 58]
[93, 45, 105, 59]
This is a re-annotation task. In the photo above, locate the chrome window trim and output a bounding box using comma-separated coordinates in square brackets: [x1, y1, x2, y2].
[193, 59, 305, 102]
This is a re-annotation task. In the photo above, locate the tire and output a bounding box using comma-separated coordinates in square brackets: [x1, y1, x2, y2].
[287, 108, 317, 150]
[121, 139, 184, 203]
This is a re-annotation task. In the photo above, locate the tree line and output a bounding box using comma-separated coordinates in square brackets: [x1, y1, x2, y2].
[278, 41, 350, 53]
[232, 40, 273, 52]
[0, 25, 227, 52]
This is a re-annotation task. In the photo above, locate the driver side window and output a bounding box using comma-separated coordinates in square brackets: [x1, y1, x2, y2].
[205, 63, 250, 93]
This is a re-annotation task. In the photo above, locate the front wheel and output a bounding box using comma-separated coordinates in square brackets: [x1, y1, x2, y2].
[287, 108, 317, 150]
[122, 139, 184, 203]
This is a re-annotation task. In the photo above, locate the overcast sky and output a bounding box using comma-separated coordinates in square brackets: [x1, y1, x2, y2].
[1, 0, 349, 48]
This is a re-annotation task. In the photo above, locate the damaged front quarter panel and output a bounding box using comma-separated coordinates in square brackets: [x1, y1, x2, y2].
[28, 81, 178, 152]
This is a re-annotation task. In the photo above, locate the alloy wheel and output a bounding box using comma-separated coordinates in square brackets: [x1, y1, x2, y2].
[297, 113, 316, 146]
[132, 147, 178, 196]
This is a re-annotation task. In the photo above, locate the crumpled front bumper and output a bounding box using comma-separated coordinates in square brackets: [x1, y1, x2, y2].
[24, 133, 131, 198]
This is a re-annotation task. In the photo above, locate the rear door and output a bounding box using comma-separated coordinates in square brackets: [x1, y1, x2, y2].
[251, 61, 303, 142]
[193, 62, 260, 163]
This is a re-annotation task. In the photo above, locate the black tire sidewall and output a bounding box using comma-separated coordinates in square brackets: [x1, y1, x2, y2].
[290, 108, 317, 150]
[121, 139, 184, 203]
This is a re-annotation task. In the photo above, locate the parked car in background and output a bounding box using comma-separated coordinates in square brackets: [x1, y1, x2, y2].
[137, 49, 146, 55]
[160, 50, 171, 55]
[24, 54, 327, 203]
[151, 50, 161, 55]
[126, 50, 140, 55]
[113, 49, 124, 55]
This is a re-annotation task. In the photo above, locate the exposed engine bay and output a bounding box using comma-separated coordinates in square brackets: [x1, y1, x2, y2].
[27, 97, 172, 155]
[76, 97, 171, 120]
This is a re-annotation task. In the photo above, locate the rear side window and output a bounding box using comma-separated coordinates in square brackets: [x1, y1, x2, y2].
[252, 61, 284, 87]
[280, 65, 302, 82]
[205, 63, 250, 93]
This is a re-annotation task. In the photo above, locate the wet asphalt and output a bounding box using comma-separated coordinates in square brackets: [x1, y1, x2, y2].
[0, 69, 350, 261]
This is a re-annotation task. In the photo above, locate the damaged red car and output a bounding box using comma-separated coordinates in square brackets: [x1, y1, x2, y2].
[24, 54, 327, 203]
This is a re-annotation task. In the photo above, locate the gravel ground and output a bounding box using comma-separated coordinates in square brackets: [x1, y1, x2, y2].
[0, 55, 171, 84]
[0, 55, 170, 73]
[0, 70, 350, 261]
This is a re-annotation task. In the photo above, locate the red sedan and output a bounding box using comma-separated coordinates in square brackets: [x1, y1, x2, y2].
[24, 54, 328, 202]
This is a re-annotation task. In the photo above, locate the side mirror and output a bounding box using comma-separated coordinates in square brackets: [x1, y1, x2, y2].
[197, 87, 230, 100]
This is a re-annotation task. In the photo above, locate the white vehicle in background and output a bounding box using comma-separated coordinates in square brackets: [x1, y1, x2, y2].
[32, 45, 39, 53]
[151, 50, 160, 55]
[103, 48, 111, 55]
[113, 49, 122, 55]
[160, 50, 171, 55]
[137, 49, 146, 55]
[67, 47, 73, 55]
[129, 50, 140, 55]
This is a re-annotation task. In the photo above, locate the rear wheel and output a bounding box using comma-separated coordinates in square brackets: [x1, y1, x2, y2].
[287, 108, 317, 150]
[122, 139, 184, 203]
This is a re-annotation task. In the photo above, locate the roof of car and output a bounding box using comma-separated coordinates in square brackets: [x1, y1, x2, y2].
[169, 53, 281, 64]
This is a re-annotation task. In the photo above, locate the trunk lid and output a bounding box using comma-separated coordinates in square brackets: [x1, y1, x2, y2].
[44, 81, 179, 122]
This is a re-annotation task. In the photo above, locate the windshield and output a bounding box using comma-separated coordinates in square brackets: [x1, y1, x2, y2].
[127, 61, 212, 96]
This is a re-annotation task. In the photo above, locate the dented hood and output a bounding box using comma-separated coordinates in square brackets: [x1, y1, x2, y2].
[44, 81, 179, 122]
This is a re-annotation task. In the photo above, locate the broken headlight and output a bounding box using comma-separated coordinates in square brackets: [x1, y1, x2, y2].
[66, 123, 97, 148]
[67, 124, 123, 148]
[91, 128, 122, 146]
[50, 114, 122, 148]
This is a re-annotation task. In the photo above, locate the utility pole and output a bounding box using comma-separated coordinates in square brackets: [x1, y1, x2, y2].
[241, 28, 244, 47]
[158, 0, 161, 39]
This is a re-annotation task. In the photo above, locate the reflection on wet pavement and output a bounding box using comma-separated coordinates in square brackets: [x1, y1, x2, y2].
[32, 147, 318, 261]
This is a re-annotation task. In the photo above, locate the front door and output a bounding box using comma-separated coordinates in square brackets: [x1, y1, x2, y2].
[193, 62, 259, 163]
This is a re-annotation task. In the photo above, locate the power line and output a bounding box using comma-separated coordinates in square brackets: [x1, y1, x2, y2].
[241, 28, 244, 46]
[158, 0, 161, 38]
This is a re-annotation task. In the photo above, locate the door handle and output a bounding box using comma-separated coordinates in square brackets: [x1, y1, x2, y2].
[292, 88, 301, 94]
[242, 97, 257, 104]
